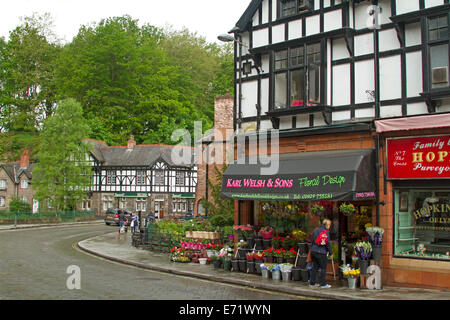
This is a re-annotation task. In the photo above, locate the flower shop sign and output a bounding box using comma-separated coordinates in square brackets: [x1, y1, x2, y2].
[387, 135, 450, 179]
[222, 172, 375, 201]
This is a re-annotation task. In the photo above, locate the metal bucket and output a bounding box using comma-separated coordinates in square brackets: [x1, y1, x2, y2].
[348, 278, 358, 289]
[272, 270, 281, 280]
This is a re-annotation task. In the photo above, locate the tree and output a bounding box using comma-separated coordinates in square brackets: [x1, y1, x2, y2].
[201, 164, 234, 221]
[32, 98, 92, 211]
[0, 13, 61, 133]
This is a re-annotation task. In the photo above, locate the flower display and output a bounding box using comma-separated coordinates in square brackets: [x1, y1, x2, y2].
[354, 241, 372, 260]
[259, 226, 274, 239]
[291, 229, 307, 242]
[284, 248, 297, 259]
[339, 203, 356, 215]
[263, 247, 274, 257]
[170, 247, 190, 262]
[340, 265, 360, 279]
[366, 226, 384, 246]
[233, 224, 254, 238]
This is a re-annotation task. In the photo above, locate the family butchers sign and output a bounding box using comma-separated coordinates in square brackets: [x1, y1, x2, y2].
[387, 135, 450, 179]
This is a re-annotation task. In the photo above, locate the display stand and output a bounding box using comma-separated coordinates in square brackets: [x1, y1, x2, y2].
[294, 250, 336, 280]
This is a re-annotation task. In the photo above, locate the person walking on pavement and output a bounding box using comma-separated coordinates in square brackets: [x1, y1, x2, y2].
[130, 212, 138, 233]
[118, 209, 125, 233]
[309, 218, 333, 288]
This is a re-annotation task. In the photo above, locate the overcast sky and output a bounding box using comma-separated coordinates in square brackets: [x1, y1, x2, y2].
[0, 0, 251, 44]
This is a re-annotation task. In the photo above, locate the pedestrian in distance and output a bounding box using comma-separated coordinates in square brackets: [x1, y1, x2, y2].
[130, 212, 138, 233]
[309, 218, 333, 289]
[118, 209, 126, 234]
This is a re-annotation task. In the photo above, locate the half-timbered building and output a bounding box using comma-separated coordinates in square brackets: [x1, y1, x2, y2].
[222, 0, 450, 290]
[87, 136, 197, 218]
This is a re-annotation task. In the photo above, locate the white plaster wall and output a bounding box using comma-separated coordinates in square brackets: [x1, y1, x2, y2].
[313, 113, 327, 127]
[424, 0, 444, 9]
[314, 0, 321, 11]
[260, 120, 273, 131]
[332, 110, 351, 122]
[379, 55, 402, 101]
[324, 10, 342, 32]
[261, 54, 270, 74]
[306, 15, 321, 36]
[396, 0, 420, 15]
[354, 33, 374, 56]
[324, 0, 331, 8]
[406, 51, 423, 97]
[380, 105, 402, 118]
[407, 102, 428, 115]
[378, 28, 401, 52]
[378, 0, 392, 26]
[354, 2, 371, 30]
[356, 107, 375, 119]
[241, 32, 250, 56]
[296, 114, 310, 128]
[253, 10, 259, 27]
[241, 81, 258, 118]
[437, 99, 450, 112]
[332, 64, 351, 106]
[332, 38, 350, 60]
[279, 116, 292, 130]
[262, 0, 269, 24]
[288, 19, 302, 40]
[405, 22, 422, 47]
[261, 78, 269, 114]
[272, 24, 286, 44]
[355, 60, 375, 104]
[272, 0, 277, 22]
[253, 28, 269, 48]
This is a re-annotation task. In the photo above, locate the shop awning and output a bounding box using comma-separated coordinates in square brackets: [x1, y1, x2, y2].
[221, 149, 376, 202]
[375, 113, 450, 133]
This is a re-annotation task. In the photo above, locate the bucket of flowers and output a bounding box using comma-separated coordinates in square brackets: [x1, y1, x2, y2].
[273, 248, 286, 264]
[354, 241, 372, 274]
[259, 226, 274, 240]
[340, 265, 360, 289]
[366, 226, 384, 261]
[271, 236, 284, 249]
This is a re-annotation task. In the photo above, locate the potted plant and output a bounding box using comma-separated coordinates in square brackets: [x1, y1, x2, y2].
[233, 224, 253, 241]
[339, 203, 356, 216]
[282, 236, 295, 250]
[236, 240, 248, 259]
[354, 241, 372, 274]
[263, 247, 274, 263]
[292, 229, 308, 254]
[273, 248, 286, 264]
[310, 202, 325, 215]
[271, 236, 283, 249]
[284, 248, 297, 264]
[259, 226, 274, 249]
[253, 253, 264, 274]
[210, 255, 222, 269]
[366, 226, 384, 261]
[340, 265, 360, 289]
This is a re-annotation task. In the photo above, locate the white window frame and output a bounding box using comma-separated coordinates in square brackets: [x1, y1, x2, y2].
[0, 196, 5, 207]
[0, 179, 6, 190]
[175, 171, 185, 186]
[21, 179, 28, 189]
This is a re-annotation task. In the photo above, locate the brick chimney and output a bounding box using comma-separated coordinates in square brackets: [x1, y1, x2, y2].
[127, 135, 136, 149]
[20, 150, 30, 169]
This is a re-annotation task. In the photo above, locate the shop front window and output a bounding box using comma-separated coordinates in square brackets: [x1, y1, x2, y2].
[394, 189, 450, 260]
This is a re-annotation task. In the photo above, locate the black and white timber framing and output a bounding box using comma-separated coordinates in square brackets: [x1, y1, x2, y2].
[230, 0, 450, 132]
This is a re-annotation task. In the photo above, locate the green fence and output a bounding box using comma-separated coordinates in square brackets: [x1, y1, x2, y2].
[0, 210, 95, 225]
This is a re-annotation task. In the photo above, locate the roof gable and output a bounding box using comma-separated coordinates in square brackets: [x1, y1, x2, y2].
[235, 0, 262, 31]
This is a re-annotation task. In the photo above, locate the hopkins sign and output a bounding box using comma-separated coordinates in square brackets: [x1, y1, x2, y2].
[387, 135, 450, 179]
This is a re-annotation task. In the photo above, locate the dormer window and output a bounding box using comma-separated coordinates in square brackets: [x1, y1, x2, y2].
[278, 0, 313, 19]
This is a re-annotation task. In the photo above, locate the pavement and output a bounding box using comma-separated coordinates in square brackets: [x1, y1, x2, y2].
[2, 221, 449, 300]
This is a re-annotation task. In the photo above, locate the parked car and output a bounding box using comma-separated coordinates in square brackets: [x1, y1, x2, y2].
[104, 208, 132, 226]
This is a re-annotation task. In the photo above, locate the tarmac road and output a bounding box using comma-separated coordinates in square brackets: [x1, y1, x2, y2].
[0, 223, 306, 300]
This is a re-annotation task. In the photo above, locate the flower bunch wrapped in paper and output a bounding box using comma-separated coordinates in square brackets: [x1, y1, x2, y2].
[340, 264, 360, 279]
[354, 241, 372, 260]
[279, 263, 294, 272]
[366, 226, 384, 246]
[268, 264, 280, 271]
